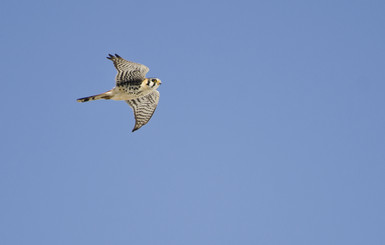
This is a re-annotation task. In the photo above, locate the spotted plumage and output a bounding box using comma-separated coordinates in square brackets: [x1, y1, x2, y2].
[77, 54, 162, 132]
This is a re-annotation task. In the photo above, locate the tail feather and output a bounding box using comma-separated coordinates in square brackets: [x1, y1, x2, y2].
[77, 90, 112, 103]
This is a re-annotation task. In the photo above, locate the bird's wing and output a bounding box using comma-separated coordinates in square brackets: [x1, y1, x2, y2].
[126, 90, 160, 132]
[107, 54, 150, 85]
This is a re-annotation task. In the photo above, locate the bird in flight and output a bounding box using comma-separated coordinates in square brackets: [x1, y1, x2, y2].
[77, 54, 162, 132]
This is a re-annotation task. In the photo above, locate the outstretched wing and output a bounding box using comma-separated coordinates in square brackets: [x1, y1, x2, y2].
[126, 90, 160, 132]
[107, 54, 150, 85]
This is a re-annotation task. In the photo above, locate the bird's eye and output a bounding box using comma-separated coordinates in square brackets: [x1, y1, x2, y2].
[152, 79, 157, 82]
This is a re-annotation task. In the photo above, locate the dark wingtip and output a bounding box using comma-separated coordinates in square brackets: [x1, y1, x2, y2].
[107, 53, 122, 59]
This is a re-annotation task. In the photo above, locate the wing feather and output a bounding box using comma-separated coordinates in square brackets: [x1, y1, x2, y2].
[107, 54, 149, 85]
[126, 91, 160, 132]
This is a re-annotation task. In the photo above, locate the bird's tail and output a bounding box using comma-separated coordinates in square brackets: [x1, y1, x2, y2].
[77, 90, 113, 103]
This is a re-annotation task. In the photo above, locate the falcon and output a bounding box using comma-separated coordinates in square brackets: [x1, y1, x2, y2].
[77, 54, 162, 132]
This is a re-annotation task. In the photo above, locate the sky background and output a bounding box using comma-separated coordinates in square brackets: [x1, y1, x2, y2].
[1, 0, 385, 244]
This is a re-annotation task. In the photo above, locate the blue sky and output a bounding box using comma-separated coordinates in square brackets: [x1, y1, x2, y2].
[1, 0, 385, 244]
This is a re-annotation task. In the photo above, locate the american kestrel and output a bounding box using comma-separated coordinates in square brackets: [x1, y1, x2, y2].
[77, 54, 162, 132]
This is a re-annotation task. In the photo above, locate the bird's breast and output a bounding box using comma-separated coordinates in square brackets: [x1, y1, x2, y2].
[110, 85, 154, 101]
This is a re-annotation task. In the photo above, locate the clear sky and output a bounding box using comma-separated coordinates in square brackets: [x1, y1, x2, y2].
[1, 0, 384, 244]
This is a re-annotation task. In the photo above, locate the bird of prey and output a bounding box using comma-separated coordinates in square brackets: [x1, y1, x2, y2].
[77, 54, 162, 132]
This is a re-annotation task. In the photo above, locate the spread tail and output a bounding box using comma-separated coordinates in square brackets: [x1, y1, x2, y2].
[77, 90, 113, 103]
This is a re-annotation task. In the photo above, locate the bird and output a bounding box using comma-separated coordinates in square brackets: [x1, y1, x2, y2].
[77, 54, 162, 132]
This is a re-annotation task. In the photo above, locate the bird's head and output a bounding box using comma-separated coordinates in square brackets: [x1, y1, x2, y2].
[147, 78, 162, 89]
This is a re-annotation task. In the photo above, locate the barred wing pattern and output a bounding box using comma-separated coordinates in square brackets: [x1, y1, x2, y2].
[107, 54, 150, 85]
[126, 90, 160, 132]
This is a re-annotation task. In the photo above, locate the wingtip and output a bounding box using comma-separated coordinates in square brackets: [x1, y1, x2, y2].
[132, 125, 142, 132]
[106, 53, 122, 60]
